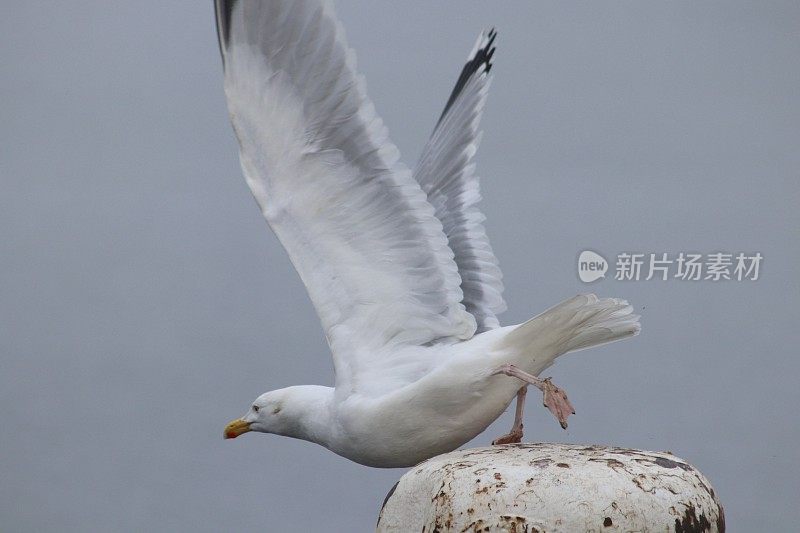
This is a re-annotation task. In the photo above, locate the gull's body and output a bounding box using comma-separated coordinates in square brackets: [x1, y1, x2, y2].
[272, 327, 516, 468]
[216, 0, 640, 468]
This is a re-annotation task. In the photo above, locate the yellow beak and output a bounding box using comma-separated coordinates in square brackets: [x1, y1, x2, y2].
[224, 418, 251, 439]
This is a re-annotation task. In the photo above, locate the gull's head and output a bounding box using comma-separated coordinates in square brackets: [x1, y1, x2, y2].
[223, 389, 287, 439]
[223, 386, 333, 441]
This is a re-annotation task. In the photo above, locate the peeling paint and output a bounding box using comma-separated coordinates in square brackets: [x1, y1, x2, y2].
[530, 458, 552, 469]
[648, 456, 694, 471]
[716, 505, 726, 532]
[377, 444, 724, 532]
[379, 480, 400, 519]
[674, 505, 712, 533]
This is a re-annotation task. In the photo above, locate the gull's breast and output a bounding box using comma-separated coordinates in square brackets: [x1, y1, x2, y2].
[328, 353, 521, 467]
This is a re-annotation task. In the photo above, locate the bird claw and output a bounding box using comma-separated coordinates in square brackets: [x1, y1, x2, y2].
[491, 364, 575, 431]
[540, 377, 575, 429]
[492, 425, 523, 445]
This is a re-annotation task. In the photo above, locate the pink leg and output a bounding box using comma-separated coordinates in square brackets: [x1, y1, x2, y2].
[492, 386, 527, 445]
[492, 364, 575, 430]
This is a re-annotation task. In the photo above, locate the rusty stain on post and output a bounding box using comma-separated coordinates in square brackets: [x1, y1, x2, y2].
[377, 443, 724, 532]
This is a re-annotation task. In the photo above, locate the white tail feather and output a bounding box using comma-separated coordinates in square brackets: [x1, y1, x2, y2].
[498, 294, 640, 373]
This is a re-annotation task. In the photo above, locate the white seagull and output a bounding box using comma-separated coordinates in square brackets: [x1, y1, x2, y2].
[217, 0, 640, 468]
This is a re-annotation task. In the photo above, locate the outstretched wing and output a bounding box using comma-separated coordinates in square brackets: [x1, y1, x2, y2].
[413, 30, 506, 333]
[214, 0, 476, 390]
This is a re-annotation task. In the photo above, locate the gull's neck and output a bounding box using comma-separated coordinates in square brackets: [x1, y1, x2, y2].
[278, 385, 336, 447]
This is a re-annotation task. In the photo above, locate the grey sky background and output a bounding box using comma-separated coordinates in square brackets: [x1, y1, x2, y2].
[2, 1, 798, 531]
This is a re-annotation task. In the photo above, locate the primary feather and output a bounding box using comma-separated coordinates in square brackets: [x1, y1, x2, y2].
[414, 29, 505, 333]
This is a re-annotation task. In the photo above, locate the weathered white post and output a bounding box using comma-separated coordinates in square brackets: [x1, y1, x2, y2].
[377, 443, 724, 532]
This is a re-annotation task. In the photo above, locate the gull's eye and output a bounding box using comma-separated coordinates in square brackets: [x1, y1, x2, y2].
[252, 405, 259, 413]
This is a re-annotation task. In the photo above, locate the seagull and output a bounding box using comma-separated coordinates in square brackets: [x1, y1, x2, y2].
[217, 0, 640, 468]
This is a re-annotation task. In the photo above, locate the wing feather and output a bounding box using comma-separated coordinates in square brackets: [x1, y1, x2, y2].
[215, 0, 476, 391]
[414, 30, 506, 333]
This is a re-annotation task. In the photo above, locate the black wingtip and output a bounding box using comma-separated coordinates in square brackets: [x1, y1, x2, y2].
[214, 0, 236, 66]
[484, 28, 497, 74]
[438, 28, 498, 124]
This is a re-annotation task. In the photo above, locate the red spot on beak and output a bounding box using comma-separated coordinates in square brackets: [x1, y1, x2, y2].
[224, 418, 250, 439]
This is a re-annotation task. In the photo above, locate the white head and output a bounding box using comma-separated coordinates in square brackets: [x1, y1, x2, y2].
[223, 385, 334, 445]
